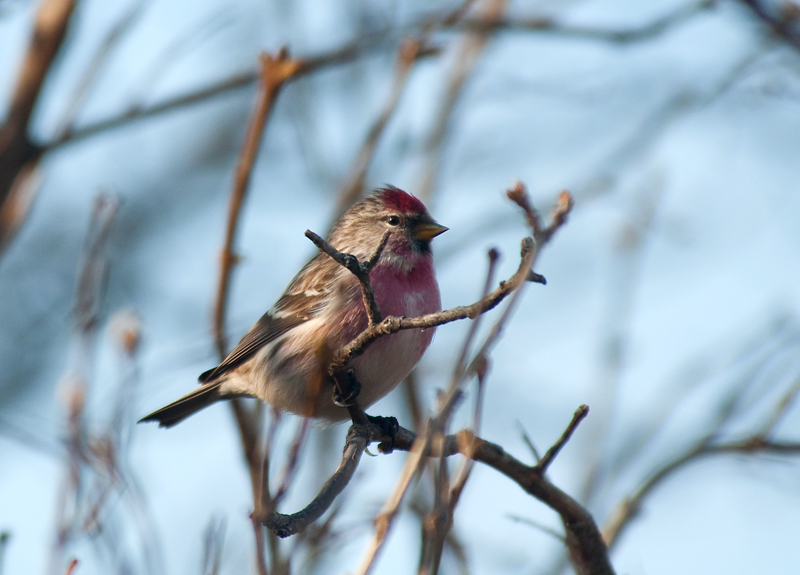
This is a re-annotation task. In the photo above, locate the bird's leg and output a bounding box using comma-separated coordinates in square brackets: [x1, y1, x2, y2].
[332, 369, 361, 407]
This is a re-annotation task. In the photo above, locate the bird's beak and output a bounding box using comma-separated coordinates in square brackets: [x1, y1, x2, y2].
[412, 220, 448, 241]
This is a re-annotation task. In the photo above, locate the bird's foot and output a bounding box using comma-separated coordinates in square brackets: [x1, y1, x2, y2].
[332, 371, 361, 407]
[367, 415, 399, 454]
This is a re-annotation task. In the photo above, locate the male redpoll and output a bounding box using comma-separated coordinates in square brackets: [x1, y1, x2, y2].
[140, 187, 447, 427]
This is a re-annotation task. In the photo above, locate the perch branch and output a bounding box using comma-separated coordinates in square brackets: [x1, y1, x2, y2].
[257, 412, 610, 573]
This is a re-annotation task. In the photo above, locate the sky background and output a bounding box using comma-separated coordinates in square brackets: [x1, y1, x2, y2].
[2, 0, 800, 574]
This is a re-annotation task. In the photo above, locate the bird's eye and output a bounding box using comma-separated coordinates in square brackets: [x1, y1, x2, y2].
[387, 215, 400, 226]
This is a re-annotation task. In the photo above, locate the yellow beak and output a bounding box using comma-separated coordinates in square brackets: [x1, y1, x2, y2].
[412, 221, 448, 241]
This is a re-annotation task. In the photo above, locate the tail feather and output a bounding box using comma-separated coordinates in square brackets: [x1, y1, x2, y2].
[138, 382, 224, 428]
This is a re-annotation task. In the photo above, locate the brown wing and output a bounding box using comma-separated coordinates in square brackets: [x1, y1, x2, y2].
[199, 253, 342, 383]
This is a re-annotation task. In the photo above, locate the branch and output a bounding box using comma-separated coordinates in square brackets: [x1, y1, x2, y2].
[209, 48, 301, 575]
[450, 0, 716, 42]
[535, 405, 589, 474]
[602, 435, 800, 548]
[0, 0, 77, 250]
[257, 412, 611, 573]
[213, 49, 303, 358]
[738, 0, 800, 52]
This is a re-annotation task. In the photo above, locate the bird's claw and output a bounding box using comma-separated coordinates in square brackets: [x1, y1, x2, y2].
[333, 373, 361, 407]
[368, 415, 399, 453]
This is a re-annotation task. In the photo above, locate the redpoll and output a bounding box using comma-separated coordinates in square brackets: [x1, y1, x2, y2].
[140, 187, 447, 427]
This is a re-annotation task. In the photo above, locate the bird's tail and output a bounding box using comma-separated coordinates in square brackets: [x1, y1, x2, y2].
[138, 381, 224, 428]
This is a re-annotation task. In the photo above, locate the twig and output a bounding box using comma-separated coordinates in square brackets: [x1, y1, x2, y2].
[451, 0, 716, 42]
[54, 0, 150, 140]
[517, 421, 541, 463]
[758, 373, 800, 437]
[273, 418, 311, 506]
[305, 229, 390, 327]
[535, 405, 589, 474]
[62, 559, 79, 575]
[201, 516, 226, 575]
[0, 531, 10, 575]
[506, 514, 565, 542]
[602, 436, 800, 548]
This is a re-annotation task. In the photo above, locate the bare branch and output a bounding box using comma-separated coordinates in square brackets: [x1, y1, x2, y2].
[602, 436, 800, 548]
[0, 0, 77, 250]
[535, 405, 590, 474]
[451, 0, 716, 42]
[257, 422, 382, 537]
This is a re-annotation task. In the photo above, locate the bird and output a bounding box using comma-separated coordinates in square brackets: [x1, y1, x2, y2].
[139, 186, 447, 427]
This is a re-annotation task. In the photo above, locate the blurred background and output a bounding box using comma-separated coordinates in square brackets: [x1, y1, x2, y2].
[2, 0, 800, 573]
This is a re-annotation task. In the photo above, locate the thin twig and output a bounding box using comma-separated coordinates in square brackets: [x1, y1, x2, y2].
[62, 559, 79, 575]
[602, 436, 800, 548]
[738, 0, 800, 51]
[506, 514, 565, 542]
[535, 405, 590, 474]
[451, 0, 716, 41]
[273, 418, 311, 506]
[305, 229, 390, 327]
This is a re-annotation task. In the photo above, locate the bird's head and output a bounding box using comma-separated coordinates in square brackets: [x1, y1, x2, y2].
[330, 186, 447, 260]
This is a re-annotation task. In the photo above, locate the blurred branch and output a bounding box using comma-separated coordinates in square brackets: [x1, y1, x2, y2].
[417, 0, 507, 204]
[210, 48, 301, 575]
[738, 0, 800, 51]
[0, 531, 10, 575]
[50, 194, 118, 575]
[602, 434, 800, 548]
[331, 38, 436, 220]
[62, 559, 78, 575]
[55, 0, 151, 140]
[602, 350, 800, 548]
[201, 516, 226, 575]
[451, 0, 716, 42]
[0, 0, 77, 251]
[42, 0, 715, 155]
